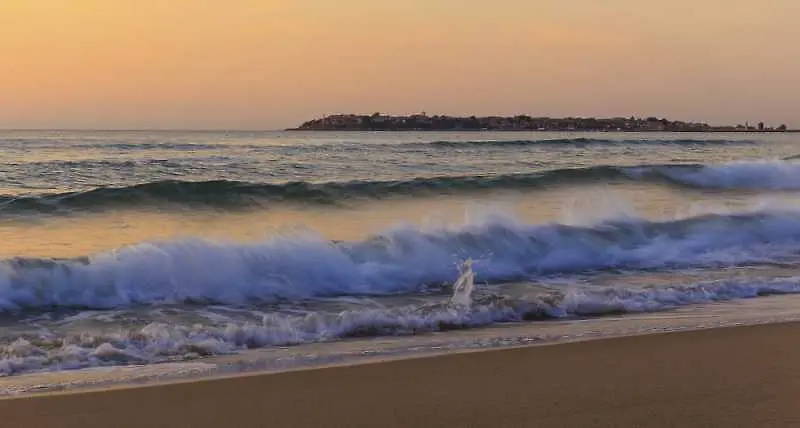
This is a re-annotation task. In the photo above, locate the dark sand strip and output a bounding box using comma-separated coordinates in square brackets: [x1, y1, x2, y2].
[2, 323, 800, 427]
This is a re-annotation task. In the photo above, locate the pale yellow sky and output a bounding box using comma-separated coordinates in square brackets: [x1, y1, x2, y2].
[1, 0, 797, 129]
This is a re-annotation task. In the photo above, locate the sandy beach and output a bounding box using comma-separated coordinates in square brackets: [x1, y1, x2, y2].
[0, 323, 797, 428]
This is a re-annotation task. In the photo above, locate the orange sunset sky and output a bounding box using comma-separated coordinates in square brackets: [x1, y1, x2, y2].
[1, 0, 798, 130]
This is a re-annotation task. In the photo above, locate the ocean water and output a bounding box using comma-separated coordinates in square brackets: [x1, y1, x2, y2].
[2, 130, 800, 388]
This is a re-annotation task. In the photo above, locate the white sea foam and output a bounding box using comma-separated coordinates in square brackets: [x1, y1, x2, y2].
[645, 160, 800, 189]
[449, 259, 475, 308]
[3, 210, 800, 311]
[1, 276, 799, 376]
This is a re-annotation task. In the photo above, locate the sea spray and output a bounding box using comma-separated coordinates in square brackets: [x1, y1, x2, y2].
[449, 259, 475, 308]
[1, 210, 800, 311]
[2, 276, 800, 376]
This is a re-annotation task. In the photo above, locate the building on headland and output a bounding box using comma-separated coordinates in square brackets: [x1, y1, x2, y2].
[644, 118, 666, 131]
[290, 113, 792, 132]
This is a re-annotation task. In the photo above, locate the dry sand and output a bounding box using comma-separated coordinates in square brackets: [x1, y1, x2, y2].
[1, 323, 799, 427]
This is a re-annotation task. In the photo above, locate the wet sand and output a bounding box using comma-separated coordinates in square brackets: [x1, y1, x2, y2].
[1, 323, 799, 427]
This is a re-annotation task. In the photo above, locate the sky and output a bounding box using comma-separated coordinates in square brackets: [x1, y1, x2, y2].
[1, 0, 798, 130]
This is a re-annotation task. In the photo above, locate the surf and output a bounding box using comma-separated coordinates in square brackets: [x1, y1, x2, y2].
[3, 160, 800, 214]
[3, 210, 800, 311]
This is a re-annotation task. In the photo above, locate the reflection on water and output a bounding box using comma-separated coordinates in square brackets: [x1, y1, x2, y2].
[2, 184, 797, 258]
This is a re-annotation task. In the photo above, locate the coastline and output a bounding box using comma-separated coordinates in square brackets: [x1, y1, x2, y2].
[289, 114, 794, 132]
[2, 322, 799, 427]
[285, 128, 799, 133]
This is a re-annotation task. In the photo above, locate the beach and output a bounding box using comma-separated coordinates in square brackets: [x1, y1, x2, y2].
[2, 131, 800, 425]
[2, 322, 798, 427]
[4, 0, 800, 424]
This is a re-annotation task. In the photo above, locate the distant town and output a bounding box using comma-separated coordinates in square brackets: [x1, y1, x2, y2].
[291, 113, 793, 132]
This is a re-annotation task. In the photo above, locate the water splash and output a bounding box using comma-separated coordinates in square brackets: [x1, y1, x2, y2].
[3, 210, 800, 311]
[449, 259, 475, 308]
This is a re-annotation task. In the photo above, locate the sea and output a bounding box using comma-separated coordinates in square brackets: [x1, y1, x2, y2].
[2, 130, 800, 393]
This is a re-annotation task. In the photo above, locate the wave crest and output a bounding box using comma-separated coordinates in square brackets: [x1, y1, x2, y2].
[2, 212, 800, 311]
[3, 161, 800, 214]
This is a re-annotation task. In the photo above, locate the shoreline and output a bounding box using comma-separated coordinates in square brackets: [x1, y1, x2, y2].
[292, 114, 793, 133]
[3, 293, 800, 398]
[2, 322, 799, 427]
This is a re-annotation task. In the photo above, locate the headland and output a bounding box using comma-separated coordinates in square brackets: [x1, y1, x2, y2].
[290, 113, 793, 132]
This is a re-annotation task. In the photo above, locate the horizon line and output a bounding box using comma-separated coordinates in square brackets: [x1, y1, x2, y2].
[0, 128, 285, 132]
[1, 113, 796, 133]
[2, 127, 798, 133]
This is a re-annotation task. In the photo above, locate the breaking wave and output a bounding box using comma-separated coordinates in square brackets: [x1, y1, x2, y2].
[1, 276, 799, 376]
[3, 210, 800, 375]
[644, 160, 800, 189]
[2, 161, 800, 213]
[3, 211, 800, 311]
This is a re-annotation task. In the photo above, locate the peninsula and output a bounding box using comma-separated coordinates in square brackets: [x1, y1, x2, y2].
[290, 113, 792, 132]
